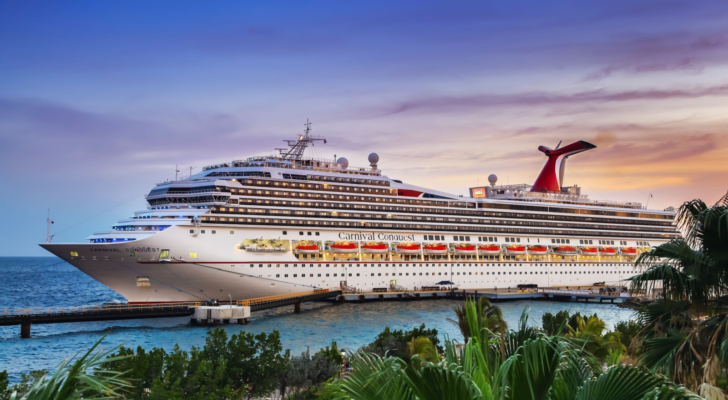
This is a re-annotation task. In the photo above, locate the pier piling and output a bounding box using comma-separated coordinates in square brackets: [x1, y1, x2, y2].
[20, 321, 30, 338]
[294, 302, 301, 313]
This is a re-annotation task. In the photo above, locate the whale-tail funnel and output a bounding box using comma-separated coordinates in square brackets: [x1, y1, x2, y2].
[531, 140, 596, 193]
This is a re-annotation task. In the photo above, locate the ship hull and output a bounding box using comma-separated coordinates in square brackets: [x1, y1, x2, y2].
[41, 225, 646, 303]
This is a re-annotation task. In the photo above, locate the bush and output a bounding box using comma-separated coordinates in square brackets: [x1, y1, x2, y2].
[358, 324, 442, 362]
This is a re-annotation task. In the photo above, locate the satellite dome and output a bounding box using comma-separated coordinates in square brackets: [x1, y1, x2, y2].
[488, 174, 498, 186]
[337, 157, 349, 169]
[368, 153, 379, 164]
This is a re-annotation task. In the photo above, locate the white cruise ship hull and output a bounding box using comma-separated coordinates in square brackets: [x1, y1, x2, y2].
[41, 226, 646, 303]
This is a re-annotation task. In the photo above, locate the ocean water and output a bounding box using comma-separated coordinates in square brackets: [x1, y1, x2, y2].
[0, 257, 635, 381]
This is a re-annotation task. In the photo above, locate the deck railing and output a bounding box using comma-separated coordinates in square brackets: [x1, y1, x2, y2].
[235, 289, 331, 307]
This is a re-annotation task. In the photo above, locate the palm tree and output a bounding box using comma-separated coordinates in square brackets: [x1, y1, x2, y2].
[407, 337, 440, 369]
[447, 296, 507, 344]
[629, 192, 728, 394]
[336, 300, 701, 400]
[565, 315, 624, 363]
[9, 336, 128, 400]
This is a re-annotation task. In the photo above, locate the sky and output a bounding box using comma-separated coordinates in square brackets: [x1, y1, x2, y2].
[1, 0, 727, 256]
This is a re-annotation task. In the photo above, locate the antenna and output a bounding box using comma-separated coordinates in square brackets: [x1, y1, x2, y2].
[46, 209, 55, 243]
[189, 166, 196, 179]
[175, 165, 180, 181]
[554, 140, 562, 150]
[274, 119, 327, 160]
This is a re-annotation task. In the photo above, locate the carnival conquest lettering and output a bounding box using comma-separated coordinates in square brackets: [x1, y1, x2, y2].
[338, 232, 415, 241]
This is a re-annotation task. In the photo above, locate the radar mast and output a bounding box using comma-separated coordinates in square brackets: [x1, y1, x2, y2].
[275, 119, 327, 160]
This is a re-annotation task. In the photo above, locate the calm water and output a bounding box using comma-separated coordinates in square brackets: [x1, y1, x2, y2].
[0, 257, 635, 381]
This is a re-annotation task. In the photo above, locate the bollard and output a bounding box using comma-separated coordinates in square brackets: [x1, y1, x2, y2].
[20, 321, 31, 338]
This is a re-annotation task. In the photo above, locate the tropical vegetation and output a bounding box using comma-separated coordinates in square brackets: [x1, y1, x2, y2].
[628, 192, 728, 397]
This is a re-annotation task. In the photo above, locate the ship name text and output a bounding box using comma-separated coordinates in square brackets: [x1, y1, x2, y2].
[338, 232, 415, 241]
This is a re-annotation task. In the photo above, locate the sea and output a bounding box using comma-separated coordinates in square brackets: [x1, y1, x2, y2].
[0, 257, 636, 382]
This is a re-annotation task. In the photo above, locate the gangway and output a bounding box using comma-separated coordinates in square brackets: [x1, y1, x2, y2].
[0, 289, 341, 338]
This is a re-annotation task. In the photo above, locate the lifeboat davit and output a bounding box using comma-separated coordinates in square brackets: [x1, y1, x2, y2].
[329, 242, 359, 254]
[296, 244, 319, 254]
[423, 244, 448, 255]
[454, 245, 476, 254]
[505, 245, 527, 255]
[396, 243, 421, 254]
[580, 247, 598, 256]
[553, 246, 577, 256]
[361, 242, 389, 254]
[478, 245, 501, 254]
[600, 247, 618, 256]
[528, 246, 548, 255]
[621, 247, 638, 257]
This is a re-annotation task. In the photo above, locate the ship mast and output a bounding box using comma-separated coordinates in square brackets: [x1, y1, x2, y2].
[46, 209, 54, 243]
[275, 119, 327, 160]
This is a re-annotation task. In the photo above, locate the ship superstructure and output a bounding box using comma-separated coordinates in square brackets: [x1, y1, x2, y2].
[41, 124, 678, 303]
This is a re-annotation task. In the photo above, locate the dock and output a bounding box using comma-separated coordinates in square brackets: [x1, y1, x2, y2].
[0, 289, 341, 338]
[336, 288, 631, 304]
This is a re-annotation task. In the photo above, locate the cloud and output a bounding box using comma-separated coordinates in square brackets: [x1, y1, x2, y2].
[368, 85, 728, 117]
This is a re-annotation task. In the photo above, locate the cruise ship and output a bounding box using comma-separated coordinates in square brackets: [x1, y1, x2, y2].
[40, 123, 679, 303]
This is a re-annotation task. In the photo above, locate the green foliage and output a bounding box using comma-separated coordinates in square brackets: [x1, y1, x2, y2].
[279, 346, 340, 398]
[8, 336, 129, 400]
[614, 320, 643, 354]
[628, 193, 728, 391]
[542, 310, 598, 337]
[0, 371, 9, 400]
[99, 328, 289, 400]
[448, 296, 507, 344]
[318, 342, 343, 366]
[542, 310, 571, 336]
[358, 323, 442, 362]
[335, 304, 702, 400]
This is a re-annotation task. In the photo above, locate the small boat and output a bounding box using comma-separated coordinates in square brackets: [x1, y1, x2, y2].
[361, 242, 389, 254]
[396, 243, 421, 254]
[423, 244, 448, 255]
[329, 242, 358, 254]
[478, 245, 501, 254]
[620, 247, 638, 257]
[553, 245, 577, 256]
[453, 244, 476, 254]
[505, 245, 526, 255]
[296, 242, 320, 254]
[528, 246, 548, 255]
[579, 246, 598, 256]
[599, 247, 618, 256]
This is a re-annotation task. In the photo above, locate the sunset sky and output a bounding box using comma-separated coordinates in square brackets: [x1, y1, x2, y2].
[1, 0, 727, 256]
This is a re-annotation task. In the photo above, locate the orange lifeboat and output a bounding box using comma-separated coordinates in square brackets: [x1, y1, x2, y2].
[329, 241, 359, 254]
[296, 241, 319, 254]
[599, 247, 618, 256]
[528, 245, 548, 255]
[553, 245, 577, 256]
[454, 244, 476, 254]
[580, 246, 598, 256]
[478, 244, 501, 254]
[621, 247, 638, 257]
[396, 243, 421, 254]
[505, 245, 526, 255]
[423, 244, 448, 255]
[361, 242, 389, 254]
